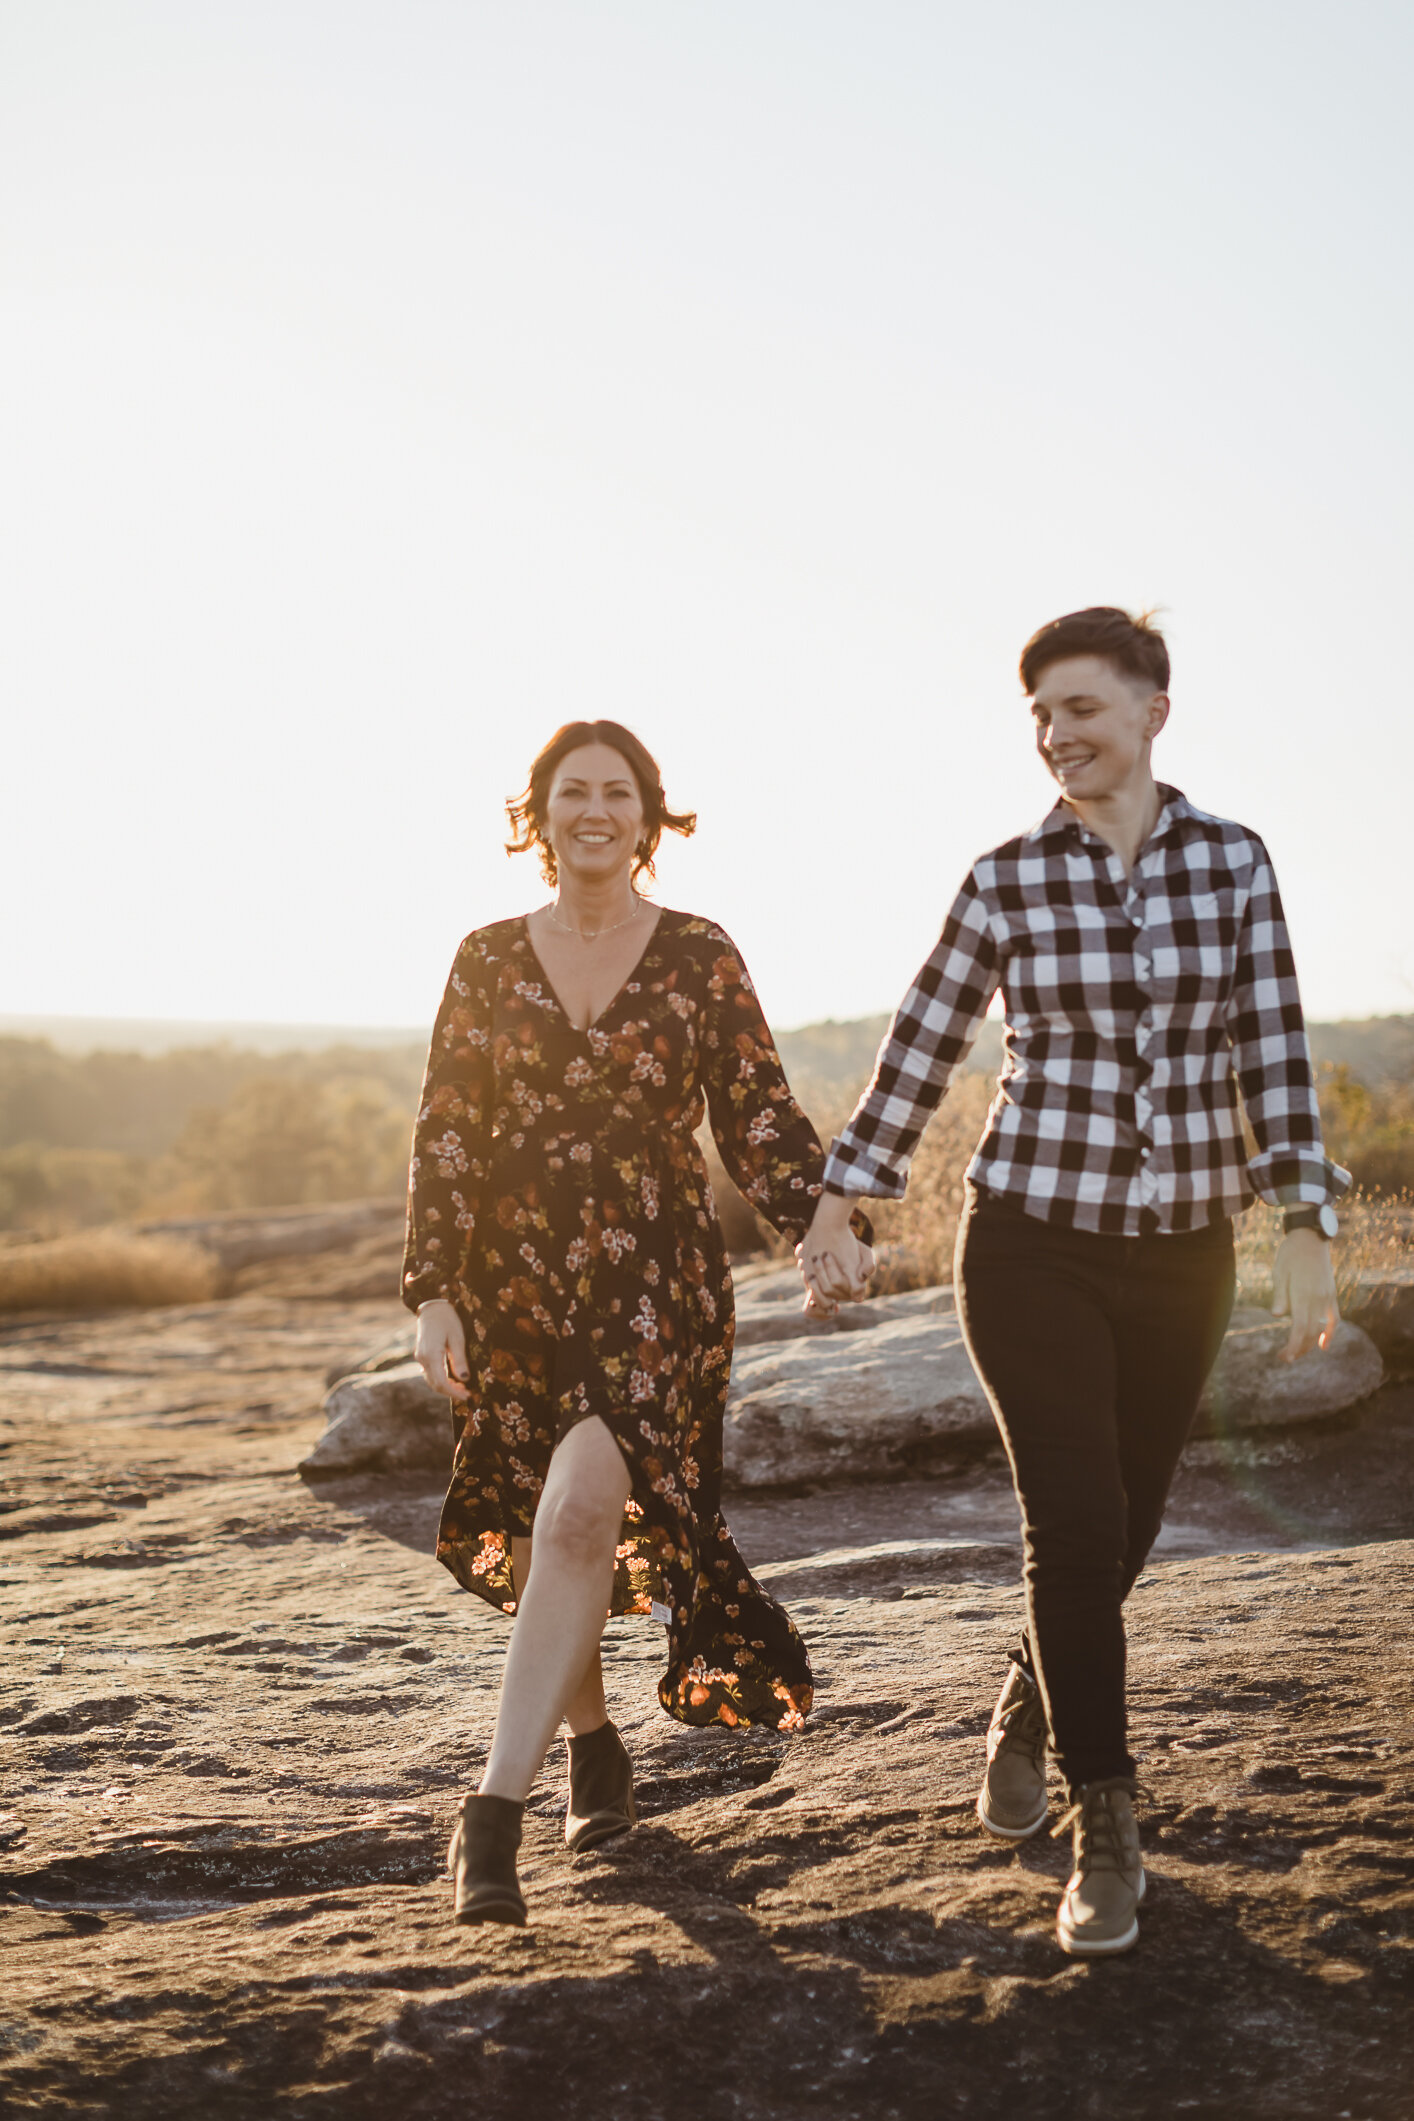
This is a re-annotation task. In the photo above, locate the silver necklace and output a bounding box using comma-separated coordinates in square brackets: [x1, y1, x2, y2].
[541, 895, 649, 941]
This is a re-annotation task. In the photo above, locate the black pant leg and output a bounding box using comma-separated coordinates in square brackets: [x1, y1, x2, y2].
[1112, 1222, 1236, 1598]
[955, 1190, 1133, 1791]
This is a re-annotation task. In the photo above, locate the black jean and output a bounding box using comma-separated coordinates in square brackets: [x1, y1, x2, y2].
[955, 1184, 1235, 1793]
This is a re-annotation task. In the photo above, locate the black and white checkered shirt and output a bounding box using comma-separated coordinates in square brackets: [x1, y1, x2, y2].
[824, 788, 1350, 1235]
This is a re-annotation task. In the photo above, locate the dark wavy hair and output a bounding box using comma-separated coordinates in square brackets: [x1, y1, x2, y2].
[505, 719, 696, 886]
[1019, 606, 1170, 695]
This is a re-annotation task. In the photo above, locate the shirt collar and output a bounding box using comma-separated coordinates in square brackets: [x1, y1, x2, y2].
[1026, 784, 1194, 856]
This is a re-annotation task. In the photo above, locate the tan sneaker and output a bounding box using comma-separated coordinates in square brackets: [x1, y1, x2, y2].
[1054, 1779, 1145, 1956]
[976, 1662, 1050, 1840]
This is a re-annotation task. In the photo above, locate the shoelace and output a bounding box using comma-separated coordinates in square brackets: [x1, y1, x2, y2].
[1051, 1786, 1144, 1870]
[995, 1689, 1047, 1760]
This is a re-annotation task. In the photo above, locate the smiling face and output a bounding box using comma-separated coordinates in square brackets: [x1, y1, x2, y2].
[543, 742, 647, 889]
[1030, 654, 1170, 805]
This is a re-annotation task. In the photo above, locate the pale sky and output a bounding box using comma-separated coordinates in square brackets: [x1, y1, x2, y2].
[4, 1, 1411, 1038]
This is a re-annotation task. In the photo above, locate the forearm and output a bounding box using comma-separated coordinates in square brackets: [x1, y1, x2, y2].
[824, 881, 1001, 1200]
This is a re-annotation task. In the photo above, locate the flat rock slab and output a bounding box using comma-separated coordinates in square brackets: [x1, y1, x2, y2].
[1, 1508, 1410, 2120]
[2, 1294, 1414, 2119]
[306, 1289, 1384, 1486]
[137, 1198, 404, 1273]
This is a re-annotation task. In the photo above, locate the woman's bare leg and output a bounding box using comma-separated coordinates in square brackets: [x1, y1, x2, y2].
[481, 1417, 630, 1801]
[510, 1537, 611, 1736]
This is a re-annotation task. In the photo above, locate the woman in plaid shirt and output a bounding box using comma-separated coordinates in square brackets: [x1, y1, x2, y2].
[799, 606, 1347, 1958]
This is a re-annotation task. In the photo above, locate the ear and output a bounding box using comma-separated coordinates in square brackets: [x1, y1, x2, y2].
[1145, 692, 1171, 741]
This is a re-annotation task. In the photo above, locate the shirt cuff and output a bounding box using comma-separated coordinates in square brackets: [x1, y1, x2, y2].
[1247, 1147, 1352, 1209]
[821, 1142, 908, 1202]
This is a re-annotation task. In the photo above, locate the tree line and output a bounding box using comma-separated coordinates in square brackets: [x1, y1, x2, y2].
[1, 1017, 1410, 1240]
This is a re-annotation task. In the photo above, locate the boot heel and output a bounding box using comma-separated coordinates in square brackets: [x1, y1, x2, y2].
[566, 1720, 637, 1853]
[448, 1792, 527, 1926]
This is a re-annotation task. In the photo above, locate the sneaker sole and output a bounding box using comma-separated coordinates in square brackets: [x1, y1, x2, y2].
[976, 1793, 1049, 1841]
[453, 1891, 527, 1928]
[1056, 1870, 1146, 1957]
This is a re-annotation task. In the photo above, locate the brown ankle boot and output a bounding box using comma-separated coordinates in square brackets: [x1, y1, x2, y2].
[565, 1719, 637, 1853]
[447, 1792, 527, 1927]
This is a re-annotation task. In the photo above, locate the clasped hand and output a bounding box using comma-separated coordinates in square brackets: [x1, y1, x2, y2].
[796, 1195, 875, 1317]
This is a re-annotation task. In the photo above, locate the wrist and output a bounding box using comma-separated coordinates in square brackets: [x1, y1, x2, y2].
[811, 1191, 856, 1232]
[1282, 1205, 1338, 1240]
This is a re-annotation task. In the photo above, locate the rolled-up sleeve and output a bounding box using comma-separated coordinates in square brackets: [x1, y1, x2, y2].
[823, 873, 1002, 1200]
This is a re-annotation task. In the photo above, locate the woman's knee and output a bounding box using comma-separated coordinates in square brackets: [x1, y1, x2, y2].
[532, 1487, 622, 1572]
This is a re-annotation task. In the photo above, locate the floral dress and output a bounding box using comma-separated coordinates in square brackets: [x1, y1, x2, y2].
[402, 909, 855, 1732]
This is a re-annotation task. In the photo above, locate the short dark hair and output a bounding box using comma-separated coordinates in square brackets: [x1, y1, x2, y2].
[1019, 607, 1170, 696]
[505, 719, 696, 885]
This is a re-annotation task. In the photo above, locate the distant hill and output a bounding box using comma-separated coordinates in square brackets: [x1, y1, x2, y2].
[1308, 1016, 1414, 1086]
[0, 1015, 426, 1057]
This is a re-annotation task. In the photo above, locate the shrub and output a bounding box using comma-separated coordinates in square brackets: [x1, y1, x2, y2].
[0, 1230, 221, 1314]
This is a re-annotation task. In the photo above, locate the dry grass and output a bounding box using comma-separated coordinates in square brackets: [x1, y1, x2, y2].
[0, 1229, 222, 1314]
[856, 1073, 996, 1289]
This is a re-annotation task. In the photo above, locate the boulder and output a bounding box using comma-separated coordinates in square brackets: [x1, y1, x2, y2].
[733, 1265, 955, 1348]
[299, 1362, 450, 1477]
[724, 1310, 992, 1488]
[301, 1289, 1385, 1487]
[1196, 1306, 1385, 1435]
[324, 1322, 416, 1389]
[1343, 1268, 1414, 1375]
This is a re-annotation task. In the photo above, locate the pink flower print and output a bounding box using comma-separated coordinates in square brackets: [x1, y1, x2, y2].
[746, 1111, 778, 1147]
[631, 1295, 658, 1341]
[603, 1227, 637, 1262]
[431, 1131, 468, 1176]
[570, 1141, 592, 1164]
[565, 1055, 594, 1089]
[640, 1172, 660, 1218]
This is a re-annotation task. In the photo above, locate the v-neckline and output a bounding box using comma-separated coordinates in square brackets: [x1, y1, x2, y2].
[521, 908, 667, 1035]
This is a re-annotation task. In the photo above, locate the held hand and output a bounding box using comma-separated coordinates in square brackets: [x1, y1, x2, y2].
[414, 1298, 471, 1401]
[1270, 1230, 1339, 1363]
[796, 1196, 875, 1317]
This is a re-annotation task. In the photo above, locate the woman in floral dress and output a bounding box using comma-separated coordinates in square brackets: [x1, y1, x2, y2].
[405, 719, 872, 1926]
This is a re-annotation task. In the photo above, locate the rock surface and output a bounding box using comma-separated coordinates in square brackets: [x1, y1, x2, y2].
[2, 1294, 1413, 2118]
[137, 1198, 405, 1276]
[302, 1362, 453, 1476]
[303, 1274, 1385, 1485]
[1345, 1268, 1414, 1375]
